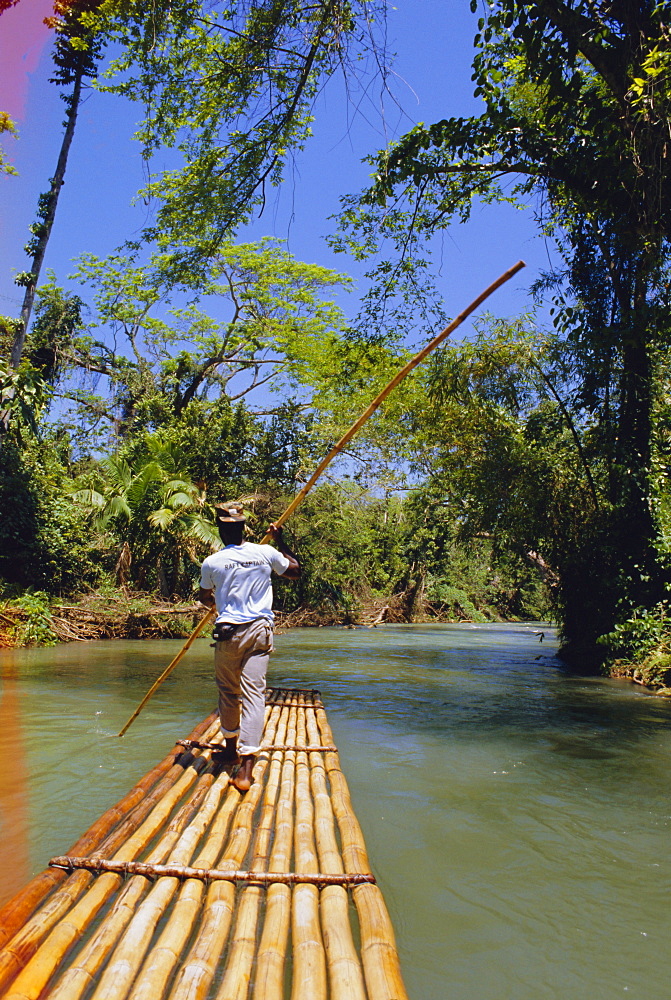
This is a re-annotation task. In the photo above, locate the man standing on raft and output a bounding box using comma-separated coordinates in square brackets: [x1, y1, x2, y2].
[198, 502, 301, 792]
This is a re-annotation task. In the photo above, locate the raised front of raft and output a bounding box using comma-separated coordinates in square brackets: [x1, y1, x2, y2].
[0, 689, 408, 1000]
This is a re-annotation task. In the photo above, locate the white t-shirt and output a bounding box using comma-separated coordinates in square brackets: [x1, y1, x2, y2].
[199, 542, 291, 624]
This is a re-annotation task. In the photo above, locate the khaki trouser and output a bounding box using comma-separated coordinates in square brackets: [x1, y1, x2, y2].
[213, 618, 273, 755]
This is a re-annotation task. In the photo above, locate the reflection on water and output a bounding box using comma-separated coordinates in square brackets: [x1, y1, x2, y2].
[0, 652, 30, 901]
[1, 623, 670, 1000]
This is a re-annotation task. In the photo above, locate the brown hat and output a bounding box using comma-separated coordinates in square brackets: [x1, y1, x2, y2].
[214, 502, 247, 524]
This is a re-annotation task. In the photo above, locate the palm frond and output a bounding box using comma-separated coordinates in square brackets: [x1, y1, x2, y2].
[166, 491, 194, 510]
[181, 514, 221, 547]
[70, 488, 105, 509]
[105, 496, 132, 521]
[127, 461, 164, 507]
[101, 455, 132, 491]
[148, 507, 174, 530]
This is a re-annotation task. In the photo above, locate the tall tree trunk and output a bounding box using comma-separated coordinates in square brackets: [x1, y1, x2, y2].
[10, 64, 84, 368]
[407, 565, 426, 622]
[615, 332, 659, 602]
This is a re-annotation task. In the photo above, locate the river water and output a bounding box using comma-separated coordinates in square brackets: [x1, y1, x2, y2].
[0, 623, 669, 999]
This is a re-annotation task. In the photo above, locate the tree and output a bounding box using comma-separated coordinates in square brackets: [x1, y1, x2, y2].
[9, 1, 105, 369]
[409, 319, 610, 637]
[0, 430, 102, 594]
[46, 240, 350, 447]
[71, 436, 219, 594]
[341, 0, 671, 657]
[85, 0, 383, 280]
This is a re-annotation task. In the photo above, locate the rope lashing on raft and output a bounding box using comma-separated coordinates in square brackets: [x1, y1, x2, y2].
[48, 856, 377, 887]
[263, 688, 324, 708]
[176, 739, 338, 752]
[266, 687, 322, 699]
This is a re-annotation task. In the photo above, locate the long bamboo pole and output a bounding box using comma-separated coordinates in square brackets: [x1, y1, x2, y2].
[268, 259, 525, 535]
[117, 614, 215, 736]
[252, 699, 298, 1000]
[291, 691, 327, 1000]
[116, 260, 524, 738]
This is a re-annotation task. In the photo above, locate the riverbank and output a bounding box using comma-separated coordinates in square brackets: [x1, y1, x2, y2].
[0, 591, 202, 646]
[0, 587, 509, 648]
[608, 658, 671, 697]
[4, 591, 670, 698]
[7, 600, 671, 708]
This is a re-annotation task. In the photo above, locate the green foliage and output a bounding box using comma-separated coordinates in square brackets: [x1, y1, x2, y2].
[601, 601, 671, 662]
[86, 0, 378, 279]
[599, 600, 671, 688]
[282, 483, 408, 616]
[0, 435, 103, 594]
[2, 1, 576, 639]
[27, 280, 87, 384]
[424, 581, 487, 623]
[333, 1, 671, 659]
[0, 359, 52, 437]
[70, 434, 220, 595]
[0, 111, 17, 176]
[5, 590, 58, 646]
[55, 241, 350, 448]
[47, 1, 106, 86]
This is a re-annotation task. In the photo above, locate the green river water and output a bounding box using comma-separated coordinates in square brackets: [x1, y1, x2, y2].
[0, 623, 669, 999]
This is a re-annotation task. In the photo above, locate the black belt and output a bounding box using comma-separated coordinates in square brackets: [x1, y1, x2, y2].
[212, 618, 265, 642]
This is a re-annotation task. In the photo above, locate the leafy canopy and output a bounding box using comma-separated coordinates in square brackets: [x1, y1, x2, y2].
[85, 0, 382, 279]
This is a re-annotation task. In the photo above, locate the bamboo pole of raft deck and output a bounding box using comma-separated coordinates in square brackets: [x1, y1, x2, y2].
[291, 691, 327, 1000]
[214, 700, 291, 1000]
[41, 706, 242, 1000]
[127, 695, 284, 1000]
[0, 718, 219, 997]
[167, 700, 285, 1000]
[305, 704, 368, 1000]
[316, 706, 409, 1000]
[0, 711, 216, 950]
[2, 755, 217, 1000]
[117, 261, 524, 738]
[252, 697, 298, 1000]
[1, 724, 222, 1000]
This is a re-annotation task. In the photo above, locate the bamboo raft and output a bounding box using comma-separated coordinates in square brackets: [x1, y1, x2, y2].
[0, 689, 408, 1000]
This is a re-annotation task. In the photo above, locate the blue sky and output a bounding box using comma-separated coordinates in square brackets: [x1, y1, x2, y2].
[0, 2, 554, 347]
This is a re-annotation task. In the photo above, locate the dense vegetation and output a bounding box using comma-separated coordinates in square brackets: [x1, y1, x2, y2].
[2, 1, 671, 684]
